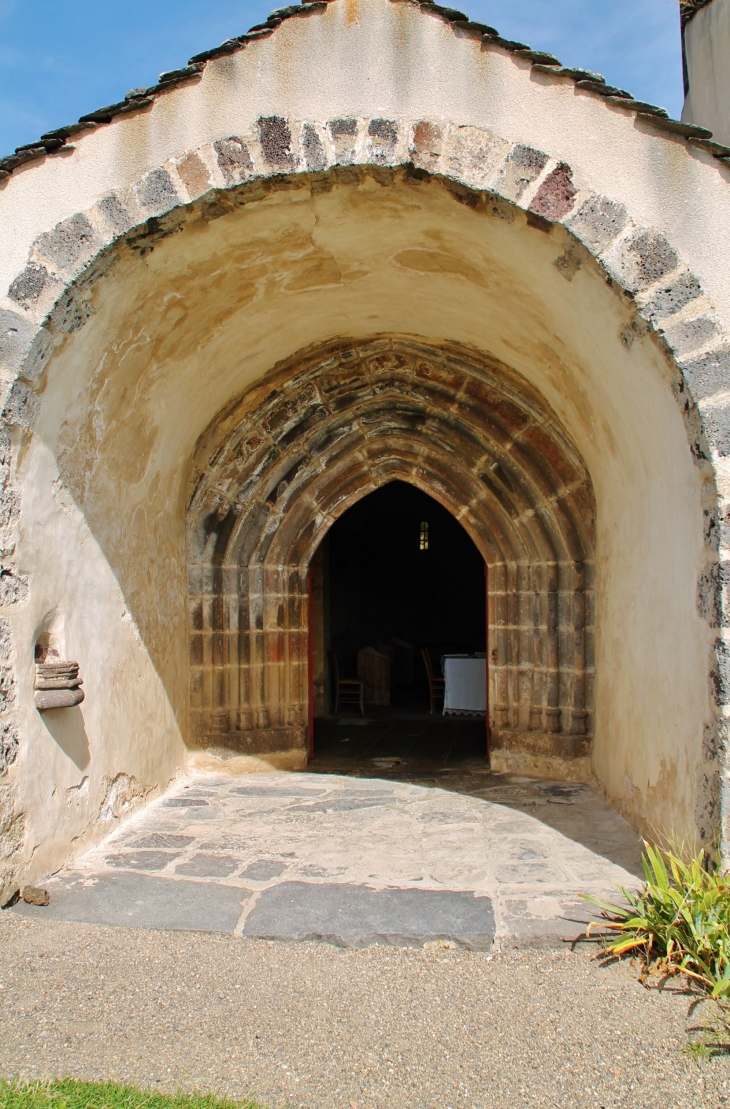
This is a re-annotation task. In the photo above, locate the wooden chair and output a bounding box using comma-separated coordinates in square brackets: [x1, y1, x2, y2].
[330, 651, 365, 716]
[421, 648, 445, 714]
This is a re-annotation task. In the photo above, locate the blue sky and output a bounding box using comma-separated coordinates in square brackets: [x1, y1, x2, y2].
[0, 1, 684, 157]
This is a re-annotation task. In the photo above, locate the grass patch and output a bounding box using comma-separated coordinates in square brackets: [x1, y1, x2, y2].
[0, 1080, 264, 1109]
[584, 843, 730, 1055]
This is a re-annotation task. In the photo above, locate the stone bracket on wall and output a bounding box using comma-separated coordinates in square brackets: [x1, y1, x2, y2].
[34, 660, 84, 712]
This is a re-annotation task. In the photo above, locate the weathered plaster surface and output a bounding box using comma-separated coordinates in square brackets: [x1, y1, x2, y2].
[683, 0, 730, 146]
[9, 163, 715, 874]
[0, 0, 728, 889]
[1, 1, 730, 319]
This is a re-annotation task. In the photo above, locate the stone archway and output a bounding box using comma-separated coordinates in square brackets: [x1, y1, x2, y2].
[187, 337, 595, 774]
[2, 106, 728, 887]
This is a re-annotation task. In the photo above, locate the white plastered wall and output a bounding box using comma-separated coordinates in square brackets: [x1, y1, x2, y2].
[1, 1, 730, 319]
[683, 0, 730, 147]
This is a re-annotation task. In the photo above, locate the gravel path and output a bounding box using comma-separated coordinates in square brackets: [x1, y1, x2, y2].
[2, 913, 728, 1109]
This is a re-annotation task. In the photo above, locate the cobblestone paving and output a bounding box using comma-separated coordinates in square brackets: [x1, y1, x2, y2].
[16, 767, 643, 946]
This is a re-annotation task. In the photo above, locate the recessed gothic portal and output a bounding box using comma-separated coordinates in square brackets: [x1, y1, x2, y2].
[186, 336, 596, 773]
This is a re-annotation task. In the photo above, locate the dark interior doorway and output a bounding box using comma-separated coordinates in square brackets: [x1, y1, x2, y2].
[309, 481, 488, 770]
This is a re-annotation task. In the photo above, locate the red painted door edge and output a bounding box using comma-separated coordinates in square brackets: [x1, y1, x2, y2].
[485, 561, 491, 764]
[307, 568, 315, 759]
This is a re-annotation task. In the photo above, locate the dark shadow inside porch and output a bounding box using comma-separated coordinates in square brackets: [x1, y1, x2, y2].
[310, 480, 488, 770]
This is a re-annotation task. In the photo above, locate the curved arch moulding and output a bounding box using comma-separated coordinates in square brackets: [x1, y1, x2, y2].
[187, 336, 596, 763]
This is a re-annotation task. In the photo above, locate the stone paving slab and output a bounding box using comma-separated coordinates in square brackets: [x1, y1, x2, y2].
[15, 870, 247, 933]
[15, 770, 642, 947]
[241, 881, 495, 948]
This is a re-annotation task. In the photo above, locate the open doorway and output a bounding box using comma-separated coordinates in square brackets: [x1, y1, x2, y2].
[309, 481, 488, 771]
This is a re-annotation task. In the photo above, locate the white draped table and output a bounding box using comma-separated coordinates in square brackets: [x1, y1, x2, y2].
[442, 655, 487, 715]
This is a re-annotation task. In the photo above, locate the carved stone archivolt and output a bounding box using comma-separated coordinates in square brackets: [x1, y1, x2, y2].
[187, 336, 595, 755]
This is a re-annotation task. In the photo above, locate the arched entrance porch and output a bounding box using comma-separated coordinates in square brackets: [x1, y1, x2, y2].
[4, 125, 724, 886]
[186, 336, 596, 777]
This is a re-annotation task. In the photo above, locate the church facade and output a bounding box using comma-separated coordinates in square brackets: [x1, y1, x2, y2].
[2, 0, 730, 896]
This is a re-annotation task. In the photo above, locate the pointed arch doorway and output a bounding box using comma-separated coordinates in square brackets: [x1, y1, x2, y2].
[307, 480, 490, 768]
[187, 336, 595, 781]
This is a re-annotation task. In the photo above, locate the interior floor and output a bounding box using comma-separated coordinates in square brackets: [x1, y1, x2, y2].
[311, 708, 489, 778]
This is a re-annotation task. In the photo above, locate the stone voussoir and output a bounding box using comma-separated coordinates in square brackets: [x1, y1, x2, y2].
[661, 312, 723, 358]
[599, 224, 681, 295]
[31, 213, 102, 280]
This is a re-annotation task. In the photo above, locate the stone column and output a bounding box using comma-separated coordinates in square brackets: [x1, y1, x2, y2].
[309, 547, 328, 716]
[517, 563, 533, 730]
[529, 566, 547, 730]
[248, 566, 269, 729]
[285, 568, 309, 729]
[210, 621, 229, 733]
[545, 563, 561, 734]
[490, 563, 510, 728]
[569, 562, 588, 735]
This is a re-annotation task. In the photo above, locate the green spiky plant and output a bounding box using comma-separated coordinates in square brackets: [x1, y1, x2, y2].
[584, 843, 730, 998]
[584, 842, 730, 1054]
